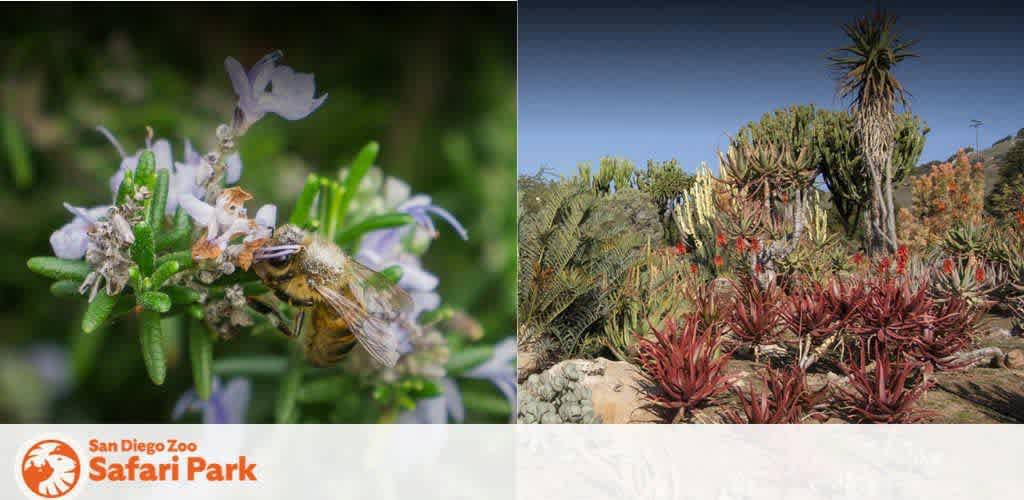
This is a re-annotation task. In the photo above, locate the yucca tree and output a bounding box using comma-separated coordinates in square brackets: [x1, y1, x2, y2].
[829, 11, 917, 254]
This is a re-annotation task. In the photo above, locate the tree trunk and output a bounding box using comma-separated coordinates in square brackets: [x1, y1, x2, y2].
[883, 156, 898, 251]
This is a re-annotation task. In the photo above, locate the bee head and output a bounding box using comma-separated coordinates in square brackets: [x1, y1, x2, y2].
[252, 225, 307, 281]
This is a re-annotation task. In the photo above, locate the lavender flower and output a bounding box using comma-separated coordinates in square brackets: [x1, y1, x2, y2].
[172, 377, 251, 424]
[464, 337, 516, 414]
[399, 194, 468, 241]
[224, 51, 327, 132]
[98, 126, 173, 200]
[357, 231, 440, 317]
[49, 204, 110, 260]
[398, 338, 516, 424]
[354, 176, 467, 316]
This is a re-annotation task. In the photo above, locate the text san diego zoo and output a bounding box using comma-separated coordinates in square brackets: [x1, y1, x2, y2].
[88, 439, 257, 482]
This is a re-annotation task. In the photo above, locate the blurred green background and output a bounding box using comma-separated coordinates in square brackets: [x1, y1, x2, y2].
[0, 4, 515, 422]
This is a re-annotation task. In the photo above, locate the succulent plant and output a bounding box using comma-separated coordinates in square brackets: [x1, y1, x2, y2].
[928, 255, 999, 308]
[517, 363, 601, 424]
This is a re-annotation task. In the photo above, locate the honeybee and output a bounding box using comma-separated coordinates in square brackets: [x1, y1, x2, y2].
[251, 224, 413, 367]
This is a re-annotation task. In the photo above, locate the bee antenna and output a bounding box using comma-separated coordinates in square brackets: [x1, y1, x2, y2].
[253, 244, 303, 261]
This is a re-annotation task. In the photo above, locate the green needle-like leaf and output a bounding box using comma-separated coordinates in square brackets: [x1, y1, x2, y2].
[164, 285, 202, 304]
[460, 388, 511, 417]
[150, 261, 180, 288]
[139, 310, 166, 385]
[116, 169, 135, 205]
[50, 280, 82, 297]
[27, 257, 91, 281]
[275, 348, 304, 423]
[325, 182, 344, 241]
[157, 209, 193, 251]
[82, 290, 119, 334]
[213, 356, 287, 376]
[289, 174, 321, 225]
[189, 320, 214, 400]
[336, 141, 378, 224]
[444, 345, 494, 375]
[4, 112, 32, 189]
[131, 221, 155, 276]
[135, 150, 157, 190]
[138, 291, 172, 313]
[155, 250, 192, 271]
[334, 213, 414, 246]
[71, 318, 107, 382]
[149, 168, 170, 229]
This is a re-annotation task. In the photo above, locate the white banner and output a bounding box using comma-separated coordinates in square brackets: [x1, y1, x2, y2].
[3, 425, 514, 500]
[4, 425, 1023, 499]
[519, 425, 1023, 499]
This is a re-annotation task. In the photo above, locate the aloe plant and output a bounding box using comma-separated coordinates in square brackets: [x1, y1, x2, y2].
[635, 316, 733, 422]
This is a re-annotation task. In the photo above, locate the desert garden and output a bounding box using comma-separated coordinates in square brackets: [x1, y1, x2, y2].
[517, 13, 1024, 424]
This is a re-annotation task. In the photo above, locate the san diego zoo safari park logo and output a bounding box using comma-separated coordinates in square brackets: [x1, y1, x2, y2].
[18, 438, 81, 498]
[14, 434, 259, 498]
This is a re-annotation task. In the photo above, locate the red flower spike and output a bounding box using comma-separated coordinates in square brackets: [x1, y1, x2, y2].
[942, 258, 954, 274]
[716, 233, 726, 247]
[713, 255, 724, 267]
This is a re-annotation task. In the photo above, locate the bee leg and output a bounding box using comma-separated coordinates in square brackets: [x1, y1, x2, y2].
[247, 296, 294, 337]
[292, 309, 306, 339]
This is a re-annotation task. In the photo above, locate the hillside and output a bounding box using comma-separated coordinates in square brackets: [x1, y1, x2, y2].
[894, 128, 1023, 208]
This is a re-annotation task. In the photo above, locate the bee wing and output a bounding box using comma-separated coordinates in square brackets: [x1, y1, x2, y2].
[312, 283, 400, 368]
[343, 258, 415, 321]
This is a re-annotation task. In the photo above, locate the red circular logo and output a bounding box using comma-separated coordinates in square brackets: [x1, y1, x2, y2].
[20, 439, 81, 498]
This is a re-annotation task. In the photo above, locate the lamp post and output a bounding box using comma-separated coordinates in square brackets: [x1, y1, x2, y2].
[969, 119, 983, 154]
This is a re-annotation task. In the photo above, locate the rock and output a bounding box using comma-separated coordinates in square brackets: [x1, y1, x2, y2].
[517, 350, 541, 383]
[987, 327, 1012, 339]
[550, 357, 661, 424]
[1005, 349, 1024, 369]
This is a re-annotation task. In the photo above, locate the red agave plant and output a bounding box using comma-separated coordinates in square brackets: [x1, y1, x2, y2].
[833, 344, 934, 424]
[635, 316, 734, 421]
[720, 365, 828, 424]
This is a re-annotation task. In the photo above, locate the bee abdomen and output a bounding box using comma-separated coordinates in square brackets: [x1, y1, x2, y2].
[303, 304, 357, 367]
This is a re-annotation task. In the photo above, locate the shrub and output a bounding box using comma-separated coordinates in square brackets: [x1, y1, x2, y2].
[635, 317, 733, 421]
[833, 344, 933, 424]
[634, 159, 694, 211]
[726, 278, 783, 354]
[517, 185, 637, 359]
[898, 149, 986, 251]
[719, 365, 828, 424]
[850, 277, 933, 351]
[603, 243, 691, 363]
[909, 297, 984, 371]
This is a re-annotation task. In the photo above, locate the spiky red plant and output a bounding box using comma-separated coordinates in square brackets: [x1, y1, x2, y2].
[635, 316, 733, 420]
[850, 277, 933, 350]
[720, 365, 828, 424]
[833, 344, 934, 424]
[781, 282, 848, 341]
[908, 298, 985, 371]
[727, 279, 782, 347]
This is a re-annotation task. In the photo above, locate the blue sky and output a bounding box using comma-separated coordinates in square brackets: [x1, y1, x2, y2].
[518, 0, 1024, 175]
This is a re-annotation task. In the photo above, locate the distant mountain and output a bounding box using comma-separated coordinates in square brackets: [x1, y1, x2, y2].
[894, 128, 1023, 208]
